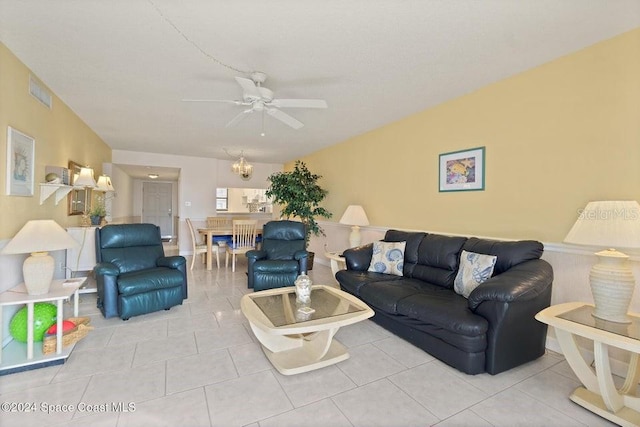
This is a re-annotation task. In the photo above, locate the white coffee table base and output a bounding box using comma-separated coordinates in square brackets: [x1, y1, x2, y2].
[251, 324, 348, 375]
[242, 285, 373, 376]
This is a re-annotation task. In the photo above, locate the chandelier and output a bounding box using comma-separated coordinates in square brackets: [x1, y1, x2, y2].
[232, 152, 253, 181]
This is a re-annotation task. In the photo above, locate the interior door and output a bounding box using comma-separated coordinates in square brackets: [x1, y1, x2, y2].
[142, 182, 173, 239]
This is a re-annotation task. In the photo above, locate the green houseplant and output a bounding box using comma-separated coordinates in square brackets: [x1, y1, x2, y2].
[89, 202, 106, 226]
[266, 161, 332, 267]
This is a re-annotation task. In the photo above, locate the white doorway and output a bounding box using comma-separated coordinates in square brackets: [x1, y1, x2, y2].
[142, 182, 174, 239]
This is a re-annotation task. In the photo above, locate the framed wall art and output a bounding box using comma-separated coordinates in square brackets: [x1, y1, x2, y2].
[439, 146, 485, 192]
[6, 126, 35, 197]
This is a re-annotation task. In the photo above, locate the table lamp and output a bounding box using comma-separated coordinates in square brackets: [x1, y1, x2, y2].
[340, 205, 369, 247]
[564, 200, 640, 323]
[1, 220, 79, 295]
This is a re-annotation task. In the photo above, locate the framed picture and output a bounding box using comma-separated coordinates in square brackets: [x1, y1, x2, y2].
[6, 126, 35, 197]
[439, 146, 485, 192]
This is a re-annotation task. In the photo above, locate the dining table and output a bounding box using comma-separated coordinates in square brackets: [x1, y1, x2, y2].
[197, 227, 263, 270]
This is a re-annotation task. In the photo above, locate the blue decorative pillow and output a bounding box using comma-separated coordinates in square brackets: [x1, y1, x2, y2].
[368, 241, 406, 276]
[454, 250, 497, 298]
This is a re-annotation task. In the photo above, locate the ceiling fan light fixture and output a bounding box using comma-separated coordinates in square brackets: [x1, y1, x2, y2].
[232, 152, 253, 181]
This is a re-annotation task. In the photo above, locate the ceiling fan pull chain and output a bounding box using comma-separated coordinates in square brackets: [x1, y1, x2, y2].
[147, 0, 250, 75]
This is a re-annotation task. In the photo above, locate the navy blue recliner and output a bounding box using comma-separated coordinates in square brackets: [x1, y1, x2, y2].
[94, 224, 188, 320]
[246, 220, 308, 291]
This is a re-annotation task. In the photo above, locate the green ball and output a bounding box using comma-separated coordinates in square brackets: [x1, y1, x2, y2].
[9, 303, 58, 343]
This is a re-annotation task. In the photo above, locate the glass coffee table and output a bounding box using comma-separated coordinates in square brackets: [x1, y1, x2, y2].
[240, 285, 373, 375]
[536, 302, 640, 426]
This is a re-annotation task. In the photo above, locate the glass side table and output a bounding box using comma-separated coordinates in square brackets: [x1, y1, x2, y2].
[536, 302, 640, 426]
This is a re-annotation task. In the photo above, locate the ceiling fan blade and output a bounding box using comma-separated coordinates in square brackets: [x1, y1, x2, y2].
[235, 76, 261, 98]
[270, 99, 328, 109]
[182, 99, 248, 106]
[226, 109, 253, 127]
[266, 108, 304, 129]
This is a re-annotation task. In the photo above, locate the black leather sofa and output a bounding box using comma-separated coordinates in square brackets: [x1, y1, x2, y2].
[94, 224, 188, 320]
[335, 230, 553, 375]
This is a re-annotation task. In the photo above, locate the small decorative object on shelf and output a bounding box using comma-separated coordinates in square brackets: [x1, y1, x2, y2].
[295, 274, 312, 305]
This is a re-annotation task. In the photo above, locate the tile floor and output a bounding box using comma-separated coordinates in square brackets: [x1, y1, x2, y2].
[0, 254, 617, 427]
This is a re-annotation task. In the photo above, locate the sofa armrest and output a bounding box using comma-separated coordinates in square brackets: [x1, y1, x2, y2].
[294, 250, 308, 261]
[157, 256, 186, 270]
[157, 256, 188, 300]
[468, 259, 553, 374]
[467, 259, 554, 311]
[94, 262, 119, 318]
[246, 249, 267, 261]
[94, 262, 119, 276]
[343, 244, 373, 271]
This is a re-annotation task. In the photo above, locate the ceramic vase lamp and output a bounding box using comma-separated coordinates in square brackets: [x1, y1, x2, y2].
[2, 220, 79, 295]
[339, 205, 369, 248]
[564, 201, 640, 323]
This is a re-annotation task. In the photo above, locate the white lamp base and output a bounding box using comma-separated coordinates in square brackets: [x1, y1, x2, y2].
[349, 225, 362, 248]
[590, 249, 635, 324]
[23, 251, 55, 295]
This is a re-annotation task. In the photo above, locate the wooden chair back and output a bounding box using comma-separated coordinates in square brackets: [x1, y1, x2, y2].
[207, 216, 231, 229]
[231, 220, 257, 249]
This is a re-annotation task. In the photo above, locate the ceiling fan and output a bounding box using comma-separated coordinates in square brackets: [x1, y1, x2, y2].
[183, 72, 328, 131]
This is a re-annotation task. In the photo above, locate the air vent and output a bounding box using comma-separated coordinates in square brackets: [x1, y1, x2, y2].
[29, 75, 52, 109]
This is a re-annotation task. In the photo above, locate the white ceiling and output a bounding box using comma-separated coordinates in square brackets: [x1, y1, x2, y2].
[1, 1, 639, 165]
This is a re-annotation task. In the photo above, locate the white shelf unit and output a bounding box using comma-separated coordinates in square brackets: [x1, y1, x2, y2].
[0, 278, 84, 375]
[39, 183, 73, 205]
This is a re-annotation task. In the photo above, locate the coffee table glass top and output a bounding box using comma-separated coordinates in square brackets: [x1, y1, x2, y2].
[251, 288, 366, 327]
[559, 304, 640, 341]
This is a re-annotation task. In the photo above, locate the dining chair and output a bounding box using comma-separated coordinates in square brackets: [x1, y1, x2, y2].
[186, 218, 218, 270]
[226, 219, 257, 272]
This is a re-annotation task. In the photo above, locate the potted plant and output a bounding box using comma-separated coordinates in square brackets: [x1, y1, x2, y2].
[89, 203, 106, 226]
[266, 161, 332, 269]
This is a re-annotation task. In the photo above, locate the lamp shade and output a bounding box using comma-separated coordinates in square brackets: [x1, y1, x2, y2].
[96, 174, 115, 192]
[2, 220, 79, 255]
[564, 201, 640, 249]
[74, 166, 96, 188]
[339, 205, 369, 226]
[2, 220, 79, 295]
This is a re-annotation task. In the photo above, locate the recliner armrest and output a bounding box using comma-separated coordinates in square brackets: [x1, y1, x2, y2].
[343, 244, 373, 271]
[246, 249, 267, 261]
[294, 250, 308, 261]
[467, 259, 553, 311]
[94, 262, 119, 276]
[157, 256, 186, 269]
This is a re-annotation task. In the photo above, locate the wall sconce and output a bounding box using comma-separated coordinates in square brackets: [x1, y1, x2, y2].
[340, 205, 370, 247]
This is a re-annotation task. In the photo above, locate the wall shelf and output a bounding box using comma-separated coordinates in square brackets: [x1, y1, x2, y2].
[39, 183, 73, 205]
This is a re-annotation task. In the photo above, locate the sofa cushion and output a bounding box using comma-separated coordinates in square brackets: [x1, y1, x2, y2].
[253, 259, 300, 273]
[358, 278, 427, 313]
[454, 250, 497, 298]
[117, 268, 184, 296]
[336, 270, 404, 297]
[462, 238, 543, 275]
[396, 288, 488, 338]
[409, 234, 467, 288]
[368, 241, 406, 276]
[383, 230, 426, 276]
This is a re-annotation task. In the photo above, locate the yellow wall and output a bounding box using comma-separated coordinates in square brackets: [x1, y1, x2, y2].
[296, 28, 640, 243]
[0, 43, 111, 239]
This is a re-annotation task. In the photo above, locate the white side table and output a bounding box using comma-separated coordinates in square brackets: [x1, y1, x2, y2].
[325, 251, 347, 280]
[0, 278, 85, 373]
[536, 302, 640, 426]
